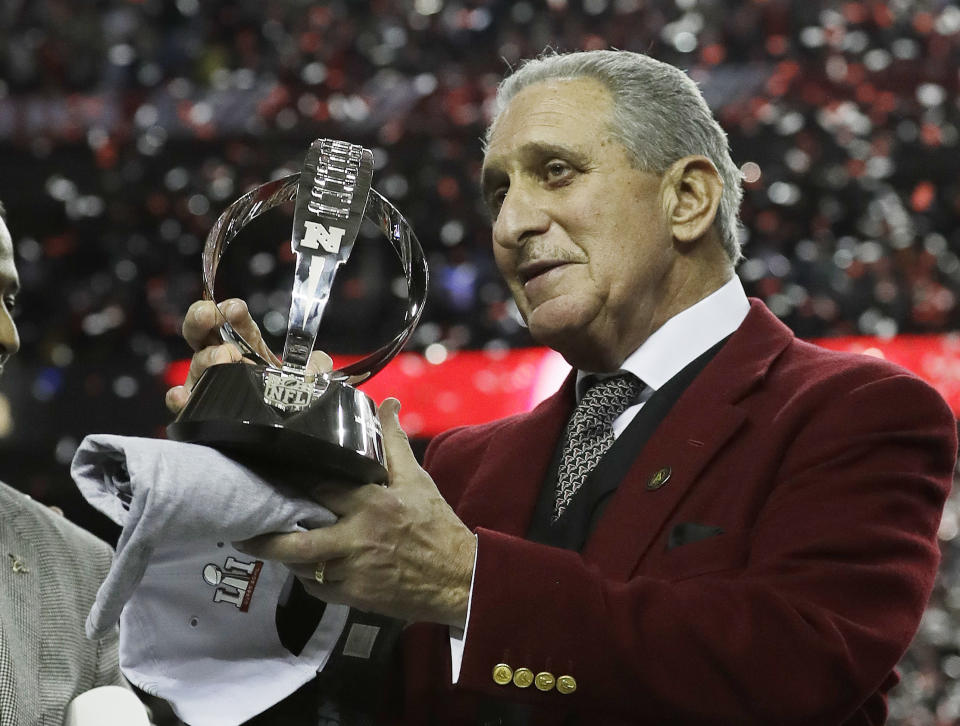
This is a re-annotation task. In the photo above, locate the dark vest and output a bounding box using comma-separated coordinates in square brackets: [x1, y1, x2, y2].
[527, 338, 728, 551]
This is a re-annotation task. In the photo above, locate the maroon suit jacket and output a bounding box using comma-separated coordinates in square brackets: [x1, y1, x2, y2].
[401, 301, 957, 725]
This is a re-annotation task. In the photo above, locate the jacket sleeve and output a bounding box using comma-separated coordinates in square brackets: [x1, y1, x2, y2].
[446, 373, 956, 724]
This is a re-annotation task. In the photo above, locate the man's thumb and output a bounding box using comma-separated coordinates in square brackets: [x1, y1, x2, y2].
[378, 398, 415, 474]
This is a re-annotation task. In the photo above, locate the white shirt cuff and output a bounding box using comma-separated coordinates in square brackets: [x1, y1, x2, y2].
[448, 533, 479, 684]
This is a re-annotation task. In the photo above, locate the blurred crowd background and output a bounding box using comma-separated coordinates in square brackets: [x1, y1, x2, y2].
[1, 0, 959, 721]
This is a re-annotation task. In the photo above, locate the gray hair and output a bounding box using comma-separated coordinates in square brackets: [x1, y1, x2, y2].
[485, 49, 743, 263]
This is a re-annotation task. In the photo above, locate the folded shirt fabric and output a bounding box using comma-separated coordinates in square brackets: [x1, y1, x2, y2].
[71, 434, 349, 726]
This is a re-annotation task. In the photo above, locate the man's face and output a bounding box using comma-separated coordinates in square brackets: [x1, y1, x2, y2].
[0, 218, 20, 376]
[482, 77, 676, 371]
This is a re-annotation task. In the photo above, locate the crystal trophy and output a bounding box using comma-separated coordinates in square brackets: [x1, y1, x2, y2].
[167, 139, 428, 483]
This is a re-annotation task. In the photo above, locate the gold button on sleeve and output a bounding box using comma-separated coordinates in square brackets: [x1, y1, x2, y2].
[513, 667, 534, 688]
[556, 675, 577, 694]
[492, 663, 513, 686]
[534, 671, 555, 691]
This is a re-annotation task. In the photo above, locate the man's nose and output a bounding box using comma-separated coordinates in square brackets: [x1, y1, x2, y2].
[492, 184, 551, 250]
[0, 307, 20, 359]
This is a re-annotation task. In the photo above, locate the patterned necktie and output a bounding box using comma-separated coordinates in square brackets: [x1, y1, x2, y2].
[554, 372, 643, 521]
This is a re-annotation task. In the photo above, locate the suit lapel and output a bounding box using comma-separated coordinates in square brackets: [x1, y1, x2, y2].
[455, 374, 576, 536]
[582, 397, 745, 578]
[583, 301, 794, 579]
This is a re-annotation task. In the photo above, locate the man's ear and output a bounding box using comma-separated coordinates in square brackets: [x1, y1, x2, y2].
[662, 156, 724, 245]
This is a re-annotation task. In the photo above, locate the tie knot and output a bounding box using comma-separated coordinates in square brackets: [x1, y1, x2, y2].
[579, 372, 642, 426]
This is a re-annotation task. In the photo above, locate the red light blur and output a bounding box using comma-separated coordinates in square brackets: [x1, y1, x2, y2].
[166, 335, 960, 436]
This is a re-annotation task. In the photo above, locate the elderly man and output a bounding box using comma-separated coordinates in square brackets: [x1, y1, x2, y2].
[0, 201, 143, 725]
[168, 50, 957, 725]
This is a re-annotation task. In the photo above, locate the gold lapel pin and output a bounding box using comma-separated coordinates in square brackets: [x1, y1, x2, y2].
[647, 466, 672, 491]
[8, 553, 29, 574]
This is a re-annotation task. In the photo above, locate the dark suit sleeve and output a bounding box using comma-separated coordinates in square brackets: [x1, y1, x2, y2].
[443, 372, 955, 724]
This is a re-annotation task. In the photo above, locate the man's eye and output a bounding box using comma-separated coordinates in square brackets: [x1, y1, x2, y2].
[488, 188, 507, 214]
[545, 161, 572, 180]
[3, 297, 15, 313]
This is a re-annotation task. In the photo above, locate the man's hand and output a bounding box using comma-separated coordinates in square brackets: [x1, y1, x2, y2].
[165, 298, 266, 414]
[236, 398, 477, 629]
[164, 298, 329, 414]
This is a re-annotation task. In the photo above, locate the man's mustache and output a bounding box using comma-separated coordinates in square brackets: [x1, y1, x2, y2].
[514, 244, 583, 269]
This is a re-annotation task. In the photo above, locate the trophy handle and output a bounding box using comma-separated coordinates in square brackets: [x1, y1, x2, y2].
[201, 173, 429, 386]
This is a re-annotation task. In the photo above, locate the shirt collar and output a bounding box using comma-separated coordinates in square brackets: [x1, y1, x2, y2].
[576, 276, 750, 400]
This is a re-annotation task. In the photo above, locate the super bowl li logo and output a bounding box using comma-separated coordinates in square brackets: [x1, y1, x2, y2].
[202, 556, 263, 611]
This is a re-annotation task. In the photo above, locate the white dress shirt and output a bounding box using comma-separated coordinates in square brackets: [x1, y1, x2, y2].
[450, 276, 751, 681]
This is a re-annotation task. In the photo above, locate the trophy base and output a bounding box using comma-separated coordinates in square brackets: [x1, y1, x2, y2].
[167, 362, 387, 484]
